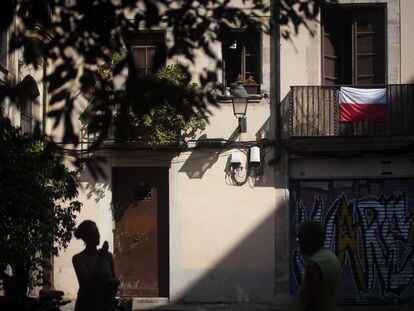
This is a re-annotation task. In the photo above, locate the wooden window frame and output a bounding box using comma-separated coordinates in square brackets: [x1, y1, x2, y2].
[128, 31, 166, 78]
[131, 45, 158, 77]
[0, 30, 8, 73]
[21, 99, 33, 134]
[222, 29, 262, 93]
[321, 4, 387, 86]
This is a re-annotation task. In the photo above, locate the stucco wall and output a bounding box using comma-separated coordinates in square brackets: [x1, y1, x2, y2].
[401, 0, 414, 83]
[52, 7, 278, 302]
[54, 95, 278, 302]
[170, 148, 276, 302]
[53, 160, 113, 298]
[290, 157, 414, 179]
[280, 17, 320, 98]
[1, 45, 45, 131]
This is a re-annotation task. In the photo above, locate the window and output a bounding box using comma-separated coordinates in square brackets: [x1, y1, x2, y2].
[129, 32, 165, 78]
[21, 100, 33, 134]
[19, 75, 40, 134]
[222, 29, 261, 93]
[322, 5, 386, 85]
[0, 30, 7, 71]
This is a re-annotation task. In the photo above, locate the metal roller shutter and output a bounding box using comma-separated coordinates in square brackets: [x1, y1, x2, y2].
[290, 178, 414, 304]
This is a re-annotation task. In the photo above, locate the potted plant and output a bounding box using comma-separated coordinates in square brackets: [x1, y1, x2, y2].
[234, 74, 259, 95]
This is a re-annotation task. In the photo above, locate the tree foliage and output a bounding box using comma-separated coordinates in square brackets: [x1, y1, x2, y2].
[129, 65, 207, 147]
[0, 115, 81, 296]
[0, 0, 332, 167]
[96, 56, 206, 147]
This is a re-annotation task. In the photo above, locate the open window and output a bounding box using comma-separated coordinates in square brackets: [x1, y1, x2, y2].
[222, 29, 261, 94]
[322, 5, 386, 85]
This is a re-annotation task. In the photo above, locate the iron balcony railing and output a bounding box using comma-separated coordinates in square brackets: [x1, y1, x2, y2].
[289, 84, 414, 137]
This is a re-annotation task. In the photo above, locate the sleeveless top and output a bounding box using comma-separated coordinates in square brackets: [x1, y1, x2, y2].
[298, 248, 341, 311]
[74, 252, 113, 311]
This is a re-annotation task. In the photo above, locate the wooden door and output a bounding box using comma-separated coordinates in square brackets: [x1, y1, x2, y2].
[113, 167, 169, 297]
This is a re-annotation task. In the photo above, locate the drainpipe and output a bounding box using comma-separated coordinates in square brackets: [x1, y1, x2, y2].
[271, 0, 282, 164]
[42, 56, 47, 135]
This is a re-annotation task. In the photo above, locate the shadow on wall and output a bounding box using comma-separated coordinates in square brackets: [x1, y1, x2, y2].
[178, 129, 241, 179]
[407, 76, 414, 84]
[280, 93, 291, 140]
[156, 197, 289, 304]
[175, 215, 275, 302]
[180, 113, 275, 188]
[79, 166, 110, 203]
[255, 116, 271, 142]
[222, 147, 275, 188]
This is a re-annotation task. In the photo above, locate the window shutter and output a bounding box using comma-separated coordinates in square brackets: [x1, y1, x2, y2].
[322, 10, 342, 86]
[322, 6, 385, 86]
[0, 31, 7, 70]
[353, 9, 385, 84]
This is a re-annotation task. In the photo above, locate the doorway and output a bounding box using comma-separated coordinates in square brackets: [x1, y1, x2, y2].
[112, 167, 169, 297]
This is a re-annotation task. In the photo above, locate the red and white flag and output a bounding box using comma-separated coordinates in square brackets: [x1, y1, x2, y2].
[339, 87, 387, 122]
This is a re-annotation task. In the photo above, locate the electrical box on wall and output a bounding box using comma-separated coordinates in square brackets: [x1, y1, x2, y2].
[230, 151, 241, 165]
[230, 151, 242, 171]
[249, 146, 260, 163]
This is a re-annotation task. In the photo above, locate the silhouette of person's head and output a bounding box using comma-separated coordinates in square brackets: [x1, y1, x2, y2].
[296, 220, 324, 256]
[75, 220, 100, 247]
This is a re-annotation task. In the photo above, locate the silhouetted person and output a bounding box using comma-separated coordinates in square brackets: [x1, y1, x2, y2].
[72, 220, 116, 311]
[296, 220, 341, 311]
[0, 264, 16, 300]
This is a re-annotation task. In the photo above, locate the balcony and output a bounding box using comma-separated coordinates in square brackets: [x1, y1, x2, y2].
[286, 84, 414, 154]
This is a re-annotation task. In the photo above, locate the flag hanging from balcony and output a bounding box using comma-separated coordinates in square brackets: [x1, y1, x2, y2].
[339, 87, 387, 122]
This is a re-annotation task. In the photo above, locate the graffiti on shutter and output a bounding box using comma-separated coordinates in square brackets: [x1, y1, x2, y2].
[290, 179, 414, 303]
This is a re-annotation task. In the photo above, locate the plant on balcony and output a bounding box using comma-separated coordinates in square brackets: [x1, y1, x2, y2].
[1, 0, 326, 169]
[233, 74, 259, 95]
[0, 115, 81, 299]
[130, 65, 207, 147]
[95, 58, 207, 147]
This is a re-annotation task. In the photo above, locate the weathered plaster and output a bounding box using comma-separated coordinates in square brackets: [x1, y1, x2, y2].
[401, 0, 414, 83]
[290, 157, 414, 179]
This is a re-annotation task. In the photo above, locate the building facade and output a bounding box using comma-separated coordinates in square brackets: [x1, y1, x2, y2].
[283, 0, 414, 304]
[54, 16, 278, 302]
[2, 0, 414, 306]
[54, 0, 414, 305]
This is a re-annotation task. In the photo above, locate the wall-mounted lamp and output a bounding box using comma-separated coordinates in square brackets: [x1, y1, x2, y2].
[231, 84, 248, 133]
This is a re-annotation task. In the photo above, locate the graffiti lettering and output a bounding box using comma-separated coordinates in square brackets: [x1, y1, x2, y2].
[291, 183, 414, 303]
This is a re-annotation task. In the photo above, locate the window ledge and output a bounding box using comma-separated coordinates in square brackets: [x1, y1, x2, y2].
[217, 94, 263, 103]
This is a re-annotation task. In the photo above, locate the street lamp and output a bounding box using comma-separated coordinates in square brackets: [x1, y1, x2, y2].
[231, 84, 249, 133]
